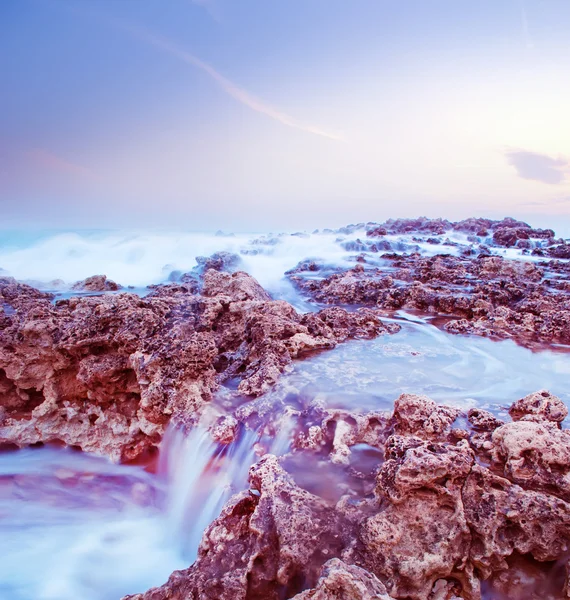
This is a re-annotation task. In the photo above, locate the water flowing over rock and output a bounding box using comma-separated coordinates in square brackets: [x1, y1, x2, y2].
[3, 217, 570, 600]
[0, 272, 397, 461]
[123, 391, 570, 600]
[288, 251, 570, 347]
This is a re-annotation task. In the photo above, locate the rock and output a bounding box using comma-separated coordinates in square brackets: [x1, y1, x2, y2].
[125, 455, 350, 600]
[288, 249, 570, 347]
[352, 438, 475, 599]
[71, 274, 122, 291]
[509, 389, 568, 423]
[0, 275, 396, 460]
[127, 395, 570, 600]
[463, 464, 570, 578]
[392, 393, 459, 440]
[492, 227, 529, 248]
[491, 420, 570, 501]
[548, 243, 570, 259]
[195, 251, 242, 274]
[202, 269, 271, 301]
[291, 559, 394, 600]
[467, 408, 504, 432]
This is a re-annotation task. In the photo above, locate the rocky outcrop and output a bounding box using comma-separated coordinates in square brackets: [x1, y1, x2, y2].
[71, 274, 122, 291]
[291, 559, 394, 600]
[127, 391, 570, 600]
[288, 252, 570, 346]
[0, 272, 396, 461]
[125, 456, 351, 600]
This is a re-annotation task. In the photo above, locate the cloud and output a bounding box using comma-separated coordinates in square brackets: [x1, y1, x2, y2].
[116, 24, 343, 141]
[505, 149, 569, 185]
[27, 148, 94, 178]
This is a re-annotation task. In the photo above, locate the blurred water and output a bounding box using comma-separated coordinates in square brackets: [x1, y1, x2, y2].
[0, 422, 291, 600]
[0, 228, 544, 298]
[1, 228, 569, 599]
[262, 312, 570, 420]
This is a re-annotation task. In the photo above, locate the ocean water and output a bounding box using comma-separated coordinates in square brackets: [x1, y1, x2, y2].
[0, 227, 569, 599]
[0, 227, 553, 294]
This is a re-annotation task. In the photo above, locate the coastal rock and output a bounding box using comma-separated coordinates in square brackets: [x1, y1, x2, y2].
[127, 394, 570, 600]
[195, 251, 242, 274]
[392, 393, 459, 440]
[467, 408, 504, 432]
[353, 438, 475, 599]
[0, 272, 396, 460]
[508, 389, 568, 423]
[288, 250, 570, 346]
[491, 420, 570, 501]
[71, 274, 122, 291]
[463, 465, 570, 579]
[291, 559, 394, 600]
[125, 455, 350, 600]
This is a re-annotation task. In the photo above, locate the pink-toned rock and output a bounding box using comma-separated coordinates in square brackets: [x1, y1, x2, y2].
[509, 389, 568, 424]
[392, 393, 459, 440]
[467, 408, 504, 432]
[124, 455, 350, 600]
[291, 559, 394, 600]
[491, 420, 570, 500]
[0, 275, 396, 460]
[463, 465, 570, 579]
[71, 274, 122, 291]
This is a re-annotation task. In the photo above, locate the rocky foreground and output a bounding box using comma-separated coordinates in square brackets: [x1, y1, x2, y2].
[125, 391, 570, 600]
[0, 270, 395, 460]
[1, 216, 570, 599]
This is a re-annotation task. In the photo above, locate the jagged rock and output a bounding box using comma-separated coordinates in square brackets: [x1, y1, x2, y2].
[124, 455, 350, 600]
[291, 559, 394, 600]
[0, 273, 396, 461]
[467, 408, 504, 432]
[71, 274, 122, 291]
[195, 251, 242, 274]
[127, 395, 570, 600]
[509, 389, 568, 423]
[491, 420, 570, 501]
[288, 250, 570, 347]
[463, 465, 570, 578]
[352, 438, 475, 599]
[392, 393, 459, 440]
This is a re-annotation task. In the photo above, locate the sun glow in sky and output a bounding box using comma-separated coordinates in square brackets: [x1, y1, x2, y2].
[2, 0, 570, 233]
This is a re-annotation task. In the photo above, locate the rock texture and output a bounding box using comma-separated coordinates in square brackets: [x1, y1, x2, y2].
[125, 456, 351, 600]
[291, 559, 394, 600]
[0, 272, 397, 461]
[289, 252, 570, 346]
[127, 392, 570, 600]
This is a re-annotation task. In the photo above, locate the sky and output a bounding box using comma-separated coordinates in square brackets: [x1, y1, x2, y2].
[2, 0, 570, 233]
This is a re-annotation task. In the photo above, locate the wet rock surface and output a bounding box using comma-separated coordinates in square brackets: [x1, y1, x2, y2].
[126, 391, 570, 600]
[0, 271, 396, 461]
[288, 251, 570, 347]
[3, 217, 570, 600]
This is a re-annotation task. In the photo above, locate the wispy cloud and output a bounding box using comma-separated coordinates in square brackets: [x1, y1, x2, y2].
[114, 24, 343, 141]
[505, 149, 569, 185]
[28, 148, 94, 178]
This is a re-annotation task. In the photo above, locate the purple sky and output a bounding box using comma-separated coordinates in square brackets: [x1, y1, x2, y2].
[2, 0, 570, 233]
